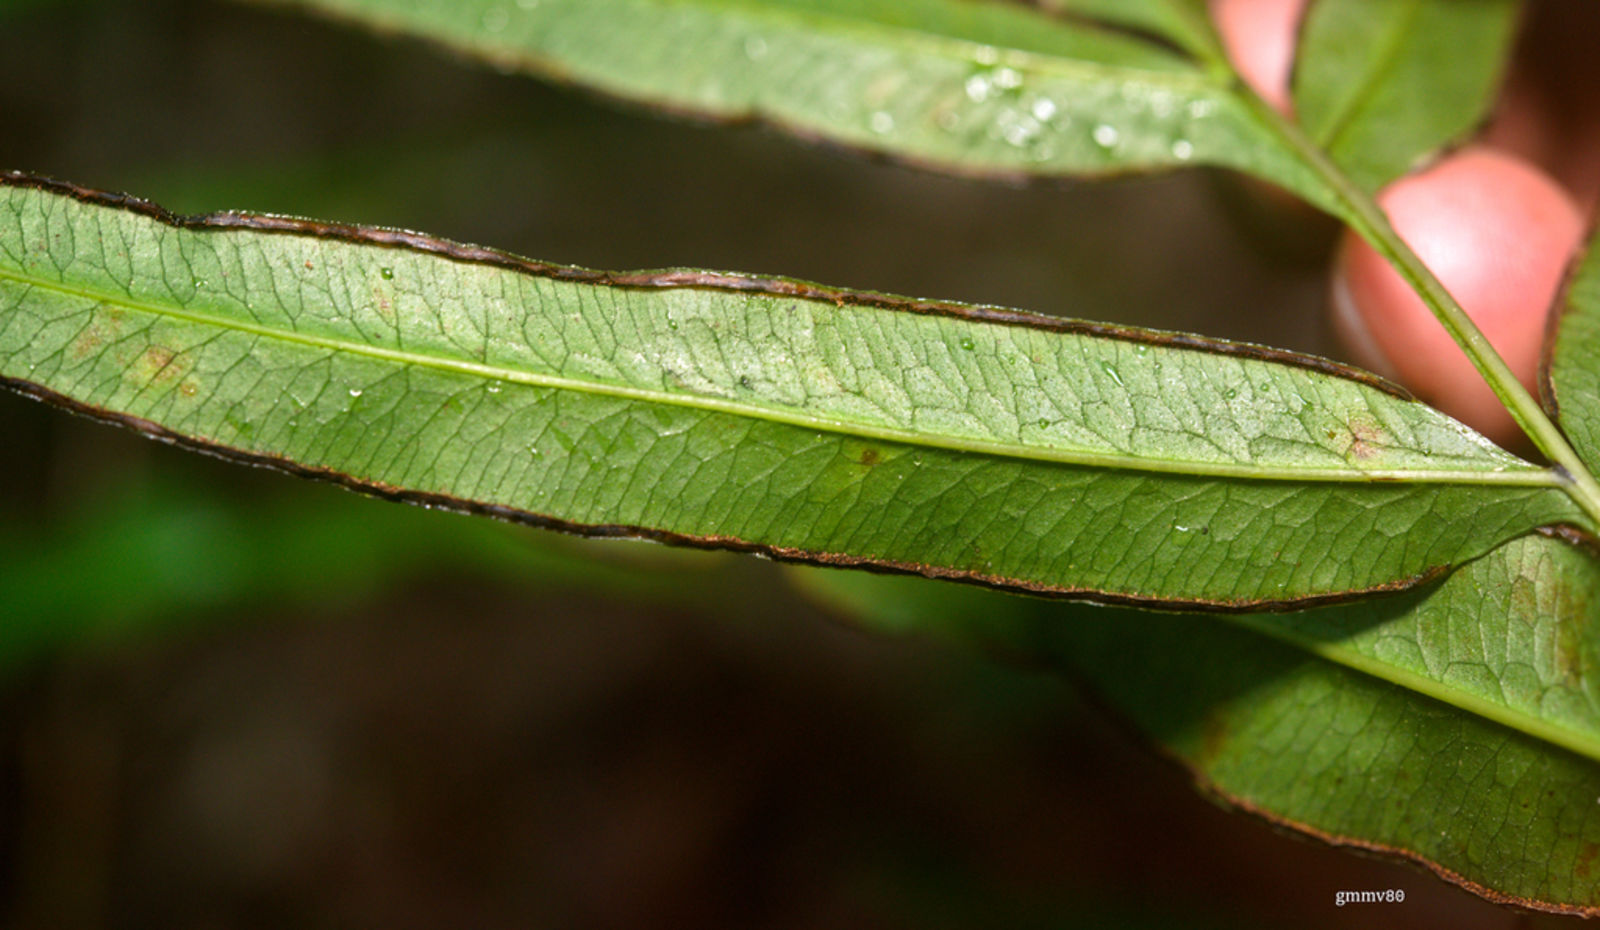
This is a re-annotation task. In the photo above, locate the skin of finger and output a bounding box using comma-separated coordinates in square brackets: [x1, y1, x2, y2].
[1482, 0, 1600, 213]
[1207, 0, 1307, 114]
[1335, 147, 1583, 446]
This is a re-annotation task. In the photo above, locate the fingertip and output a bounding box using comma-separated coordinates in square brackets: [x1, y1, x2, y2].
[1330, 146, 1584, 447]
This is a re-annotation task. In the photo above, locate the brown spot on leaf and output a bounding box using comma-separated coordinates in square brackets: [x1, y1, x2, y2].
[1197, 709, 1229, 767]
[69, 325, 106, 360]
[68, 308, 126, 360]
[1576, 843, 1600, 881]
[375, 292, 394, 323]
[1552, 590, 1593, 686]
[1343, 413, 1386, 461]
[858, 448, 880, 467]
[144, 346, 176, 379]
[131, 345, 190, 387]
[178, 380, 198, 398]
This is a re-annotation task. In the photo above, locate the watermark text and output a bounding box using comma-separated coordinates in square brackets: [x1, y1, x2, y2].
[1334, 889, 1404, 907]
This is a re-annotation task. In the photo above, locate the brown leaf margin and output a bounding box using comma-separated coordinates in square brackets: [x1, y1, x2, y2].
[1063, 670, 1600, 918]
[0, 170, 1554, 614]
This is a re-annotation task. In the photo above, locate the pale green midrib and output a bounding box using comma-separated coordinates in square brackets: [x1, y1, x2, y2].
[0, 264, 1564, 489]
[1230, 615, 1600, 765]
[334, 0, 1223, 91]
[1307, 0, 1421, 153]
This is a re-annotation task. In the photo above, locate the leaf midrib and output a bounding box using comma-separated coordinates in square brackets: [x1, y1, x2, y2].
[0, 263, 1562, 489]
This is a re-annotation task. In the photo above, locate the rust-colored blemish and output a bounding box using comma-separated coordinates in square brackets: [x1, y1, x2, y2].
[858, 447, 880, 467]
[1197, 709, 1229, 767]
[1554, 594, 1587, 686]
[1344, 413, 1386, 461]
[140, 345, 175, 379]
[372, 285, 395, 322]
[1576, 843, 1600, 881]
[1509, 571, 1540, 622]
[178, 380, 198, 398]
[129, 344, 193, 391]
[69, 325, 106, 360]
[141, 346, 181, 382]
[69, 308, 125, 361]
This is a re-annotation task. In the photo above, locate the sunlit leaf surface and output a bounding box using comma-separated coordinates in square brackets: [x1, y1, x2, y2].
[0, 176, 1579, 608]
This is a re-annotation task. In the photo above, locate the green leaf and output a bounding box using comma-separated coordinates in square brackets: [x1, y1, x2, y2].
[1034, 0, 1221, 60]
[1292, 0, 1519, 191]
[793, 531, 1600, 914]
[1547, 226, 1600, 473]
[260, 0, 1337, 210]
[0, 175, 1582, 608]
[1233, 531, 1600, 763]
[1053, 541, 1600, 916]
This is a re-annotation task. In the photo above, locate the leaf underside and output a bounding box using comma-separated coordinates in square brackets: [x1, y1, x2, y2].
[2, 0, 1591, 914]
[257, 0, 1521, 228]
[0, 173, 1581, 610]
[263, 0, 1341, 211]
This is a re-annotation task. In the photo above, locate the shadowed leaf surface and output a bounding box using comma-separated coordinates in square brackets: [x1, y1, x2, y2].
[1547, 226, 1600, 473]
[794, 531, 1600, 914]
[260, 0, 1342, 210]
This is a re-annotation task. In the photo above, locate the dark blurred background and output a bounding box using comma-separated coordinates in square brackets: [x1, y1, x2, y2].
[0, 0, 1582, 926]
